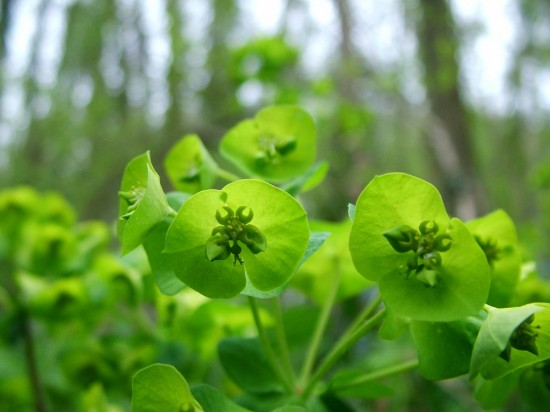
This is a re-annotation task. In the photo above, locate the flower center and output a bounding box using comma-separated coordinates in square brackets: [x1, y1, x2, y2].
[118, 186, 146, 220]
[255, 133, 297, 167]
[383, 220, 452, 288]
[474, 235, 501, 266]
[205, 205, 267, 265]
[499, 314, 540, 362]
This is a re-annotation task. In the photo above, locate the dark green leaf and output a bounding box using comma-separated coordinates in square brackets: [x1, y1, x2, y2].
[132, 364, 203, 412]
[218, 337, 283, 394]
[191, 385, 251, 412]
[411, 312, 485, 380]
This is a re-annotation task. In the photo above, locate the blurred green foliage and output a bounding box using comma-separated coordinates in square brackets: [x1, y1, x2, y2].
[3, 0, 550, 410]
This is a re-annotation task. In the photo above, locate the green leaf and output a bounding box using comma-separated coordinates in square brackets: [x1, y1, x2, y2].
[282, 161, 329, 196]
[132, 364, 203, 412]
[164, 179, 309, 298]
[220, 105, 316, 182]
[164, 134, 219, 193]
[328, 368, 394, 399]
[518, 362, 550, 412]
[191, 385, 251, 412]
[142, 191, 190, 294]
[349, 173, 491, 322]
[466, 209, 522, 307]
[218, 337, 283, 395]
[235, 392, 301, 412]
[411, 311, 486, 380]
[471, 303, 550, 380]
[291, 220, 373, 304]
[142, 220, 185, 295]
[299, 231, 331, 267]
[118, 152, 170, 255]
[473, 371, 521, 410]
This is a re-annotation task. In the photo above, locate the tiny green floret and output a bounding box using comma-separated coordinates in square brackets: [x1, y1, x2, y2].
[475, 235, 502, 266]
[118, 186, 146, 220]
[383, 220, 452, 288]
[499, 314, 541, 362]
[206, 205, 267, 265]
[255, 133, 297, 167]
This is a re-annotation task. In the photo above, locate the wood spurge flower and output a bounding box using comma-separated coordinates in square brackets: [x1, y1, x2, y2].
[384, 220, 453, 288]
[163, 179, 309, 298]
[205, 205, 267, 265]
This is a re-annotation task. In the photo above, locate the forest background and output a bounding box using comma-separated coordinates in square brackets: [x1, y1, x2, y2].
[2, 0, 550, 265]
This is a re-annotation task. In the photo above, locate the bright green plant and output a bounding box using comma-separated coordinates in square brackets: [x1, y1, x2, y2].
[112, 104, 550, 410]
[0, 186, 166, 411]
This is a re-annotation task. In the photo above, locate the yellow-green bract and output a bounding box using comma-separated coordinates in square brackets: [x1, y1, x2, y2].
[349, 173, 491, 322]
[117, 151, 171, 255]
[470, 303, 550, 381]
[163, 179, 310, 299]
[163, 134, 219, 194]
[220, 105, 316, 182]
[466, 209, 522, 308]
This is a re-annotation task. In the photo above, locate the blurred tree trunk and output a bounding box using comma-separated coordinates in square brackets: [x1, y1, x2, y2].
[200, 0, 240, 129]
[414, 0, 485, 219]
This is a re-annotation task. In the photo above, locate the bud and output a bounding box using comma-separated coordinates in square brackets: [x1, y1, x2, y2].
[383, 225, 419, 253]
[419, 220, 439, 236]
[433, 233, 452, 252]
[423, 251, 442, 268]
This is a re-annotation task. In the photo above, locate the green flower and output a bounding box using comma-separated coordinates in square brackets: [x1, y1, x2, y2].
[470, 303, 550, 381]
[163, 134, 219, 194]
[163, 180, 309, 298]
[349, 173, 491, 322]
[117, 151, 171, 255]
[219, 105, 316, 182]
[466, 209, 522, 307]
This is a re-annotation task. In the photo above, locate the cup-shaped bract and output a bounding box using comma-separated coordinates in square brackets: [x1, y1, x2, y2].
[164, 134, 219, 194]
[470, 303, 550, 381]
[349, 173, 491, 322]
[117, 152, 170, 255]
[466, 209, 522, 307]
[163, 179, 309, 299]
[411, 311, 486, 380]
[219, 105, 316, 182]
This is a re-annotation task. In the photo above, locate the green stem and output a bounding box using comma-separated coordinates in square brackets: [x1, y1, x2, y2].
[21, 308, 46, 412]
[248, 296, 294, 393]
[215, 168, 242, 182]
[273, 297, 296, 386]
[166, 206, 178, 218]
[329, 359, 419, 392]
[299, 267, 342, 388]
[301, 309, 386, 400]
[346, 293, 382, 335]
